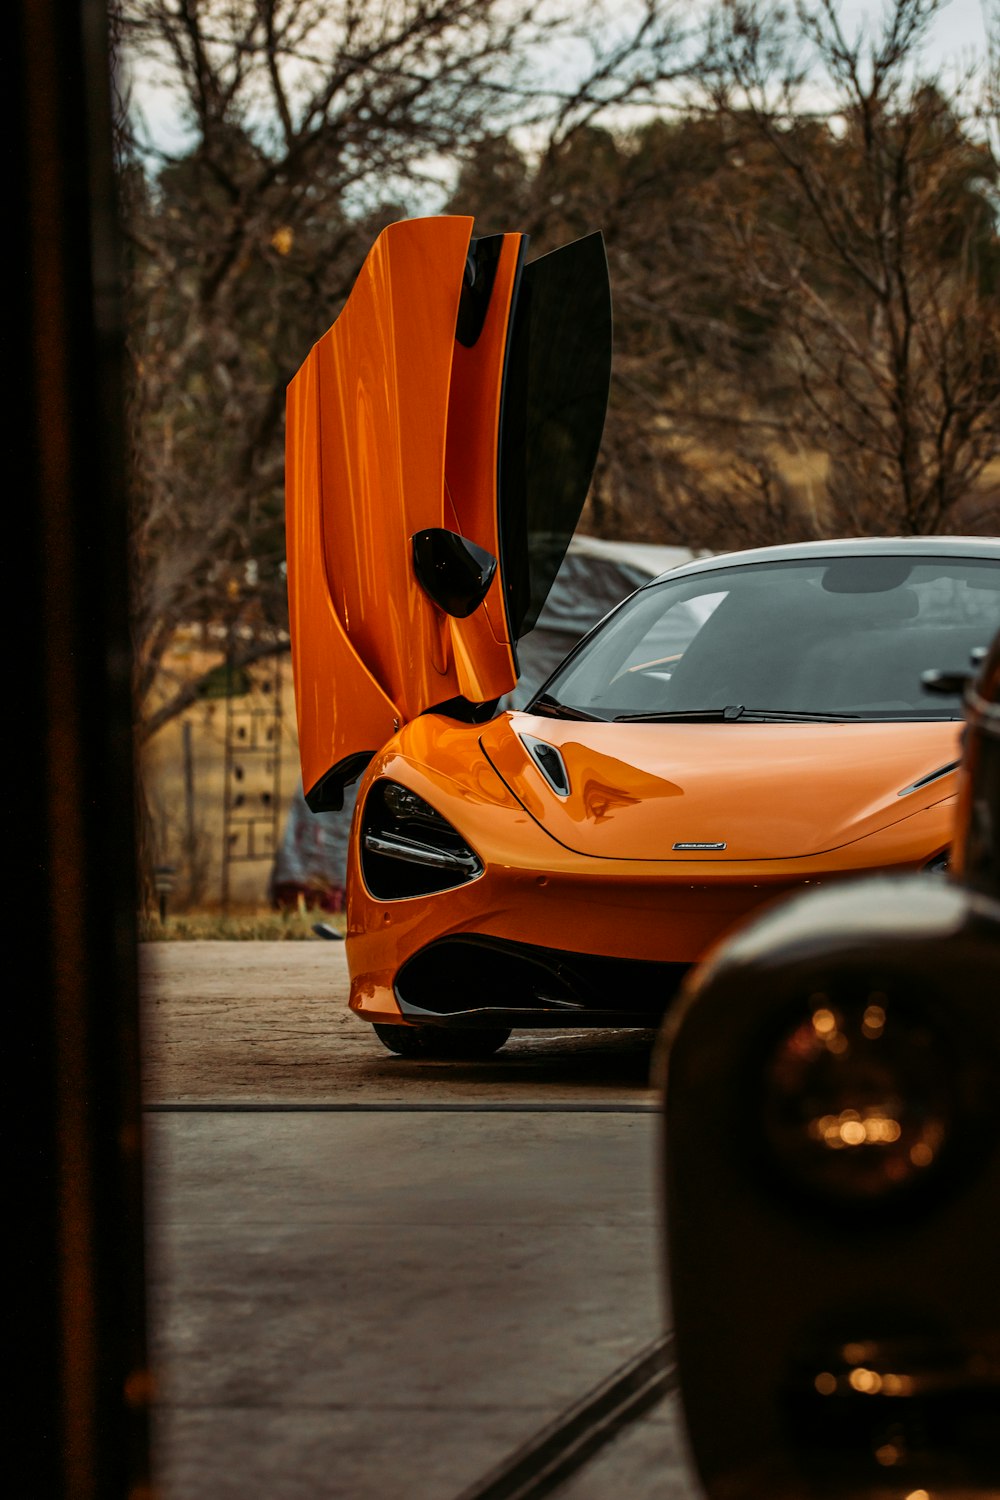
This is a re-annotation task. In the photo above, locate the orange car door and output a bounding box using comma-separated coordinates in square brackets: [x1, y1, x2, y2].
[286, 216, 611, 810]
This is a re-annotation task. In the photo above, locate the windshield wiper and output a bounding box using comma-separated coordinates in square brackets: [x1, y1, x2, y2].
[530, 693, 607, 723]
[614, 706, 747, 723]
[614, 705, 864, 723]
[738, 708, 863, 721]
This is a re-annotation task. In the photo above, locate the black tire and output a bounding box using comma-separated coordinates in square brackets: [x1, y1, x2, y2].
[442, 1027, 511, 1060]
[372, 1023, 511, 1060]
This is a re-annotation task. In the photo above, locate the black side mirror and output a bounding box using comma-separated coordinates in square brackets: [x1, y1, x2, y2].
[411, 528, 497, 618]
[921, 645, 990, 697]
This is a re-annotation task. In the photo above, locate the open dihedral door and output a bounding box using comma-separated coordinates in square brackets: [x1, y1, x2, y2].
[286, 215, 611, 811]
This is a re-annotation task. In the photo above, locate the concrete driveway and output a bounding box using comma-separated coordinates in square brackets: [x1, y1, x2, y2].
[142, 942, 701, 1498]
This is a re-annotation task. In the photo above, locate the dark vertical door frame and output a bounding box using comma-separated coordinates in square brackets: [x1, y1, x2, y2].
[8, 2, 151, 1495]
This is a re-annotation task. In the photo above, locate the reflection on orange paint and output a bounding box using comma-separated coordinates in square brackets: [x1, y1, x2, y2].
[286, 340, 399, 798]
[445, 232, 522, 687]
[286, 217, 521, 802]
[478, 713, 960, 862]
[581, 779, 642, 823]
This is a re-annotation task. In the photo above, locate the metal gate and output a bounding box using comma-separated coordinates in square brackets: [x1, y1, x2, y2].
[220, 650, 283, 910]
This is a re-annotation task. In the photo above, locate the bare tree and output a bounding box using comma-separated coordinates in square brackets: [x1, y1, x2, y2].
[123, 0, 999, 733]
[447, 3, 1000, 552]
[700, 0, 1000, 539]
[984, 0, 1000, 162]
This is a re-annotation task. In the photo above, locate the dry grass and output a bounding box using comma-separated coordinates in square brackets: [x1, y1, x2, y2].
[139, 908, 346, 941]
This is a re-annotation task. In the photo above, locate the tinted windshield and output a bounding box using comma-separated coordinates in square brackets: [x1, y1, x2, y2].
[542, 556, 999, 721]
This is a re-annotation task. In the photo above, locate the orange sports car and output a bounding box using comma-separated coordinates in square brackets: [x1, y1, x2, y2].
[286, 215, 1000, 1058]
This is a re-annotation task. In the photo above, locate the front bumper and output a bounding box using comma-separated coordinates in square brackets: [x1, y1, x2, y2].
[392, 934, 689, 1028]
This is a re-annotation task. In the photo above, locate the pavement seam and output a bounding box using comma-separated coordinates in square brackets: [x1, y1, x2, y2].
[449, 1335, 677, 1500]
[144, 1101, 659, 1113]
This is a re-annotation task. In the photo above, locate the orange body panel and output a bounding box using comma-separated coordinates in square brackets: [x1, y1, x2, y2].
[286, 217, 522, 802]
[285, 345, 398, 786]
[479, 716, 962, 860]
[444, 233, 523, 690]
[344, 713, 958, 1023]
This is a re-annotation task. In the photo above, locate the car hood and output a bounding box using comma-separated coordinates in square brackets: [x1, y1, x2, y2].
[478, 713, 961, 860]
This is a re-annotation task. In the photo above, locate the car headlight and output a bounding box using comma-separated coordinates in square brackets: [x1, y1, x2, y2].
[759, 983, 957, 1207]
[360, 779, 483, 900]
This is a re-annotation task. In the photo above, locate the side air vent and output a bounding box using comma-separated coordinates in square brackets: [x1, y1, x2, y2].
[519, 734, 570, 797]
[897, 760, 961, 798]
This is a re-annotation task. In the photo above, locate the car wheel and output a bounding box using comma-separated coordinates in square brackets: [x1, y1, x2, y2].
[372, 1023, 511, 1059]
[443, 1027, 511, 1060]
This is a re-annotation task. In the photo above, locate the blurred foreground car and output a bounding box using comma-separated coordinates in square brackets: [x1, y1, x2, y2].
[660, 634, 1000, 1498]
[286, 213, 1000, 1059]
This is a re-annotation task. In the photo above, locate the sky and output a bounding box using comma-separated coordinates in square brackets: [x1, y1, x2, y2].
[845, 0, 990, 57]
[130, 0, 996, 160]
[843, 0, 992, 80]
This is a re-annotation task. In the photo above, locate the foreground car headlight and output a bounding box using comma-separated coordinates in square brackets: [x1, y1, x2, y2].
[360, 779, 483, 900]
[760, 985, 956, 1206]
